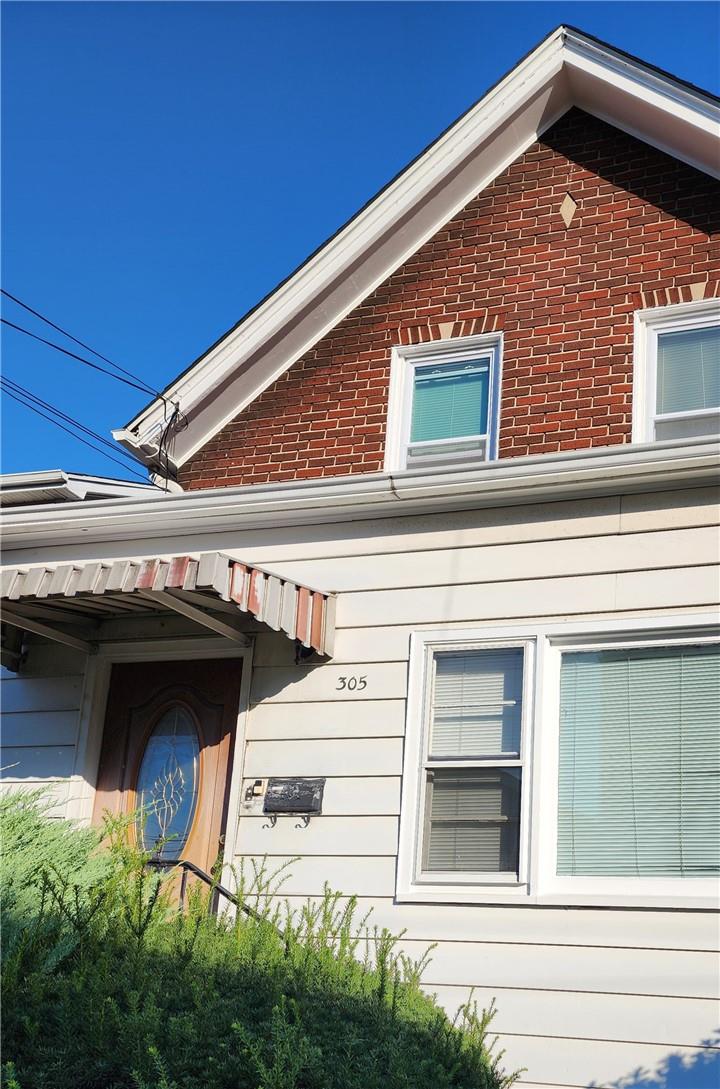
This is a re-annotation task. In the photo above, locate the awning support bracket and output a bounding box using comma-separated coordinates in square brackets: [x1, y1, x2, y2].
[1, 608, 98, 656]
[137, 590, 251, 647]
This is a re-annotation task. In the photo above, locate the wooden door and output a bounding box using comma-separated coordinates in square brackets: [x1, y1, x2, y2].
[92, 659, 243, 874]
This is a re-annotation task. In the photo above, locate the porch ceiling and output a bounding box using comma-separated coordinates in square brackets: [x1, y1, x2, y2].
[0, 552, 335, 666]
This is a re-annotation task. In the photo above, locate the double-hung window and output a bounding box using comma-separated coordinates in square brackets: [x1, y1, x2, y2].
[384, 334, 502, 471]
[633, 299, 720, 442]
[400, 638, 532, 899]
[399, 622, 719, 907]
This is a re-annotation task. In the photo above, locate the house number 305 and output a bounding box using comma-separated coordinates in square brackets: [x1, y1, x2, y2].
[336, 676, 367, 691]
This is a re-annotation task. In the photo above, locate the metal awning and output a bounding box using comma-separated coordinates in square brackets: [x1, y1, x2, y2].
[1, 552, 335, 667]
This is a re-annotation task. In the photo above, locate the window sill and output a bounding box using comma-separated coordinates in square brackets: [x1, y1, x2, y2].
[396, 885, 719, 910]
[396, 883, 531, 906]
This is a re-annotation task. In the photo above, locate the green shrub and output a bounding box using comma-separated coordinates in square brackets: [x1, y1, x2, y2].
[0, 794, 518, 1089]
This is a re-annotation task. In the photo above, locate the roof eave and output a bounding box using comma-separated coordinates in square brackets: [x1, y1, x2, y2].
[3, 438, 718, 552]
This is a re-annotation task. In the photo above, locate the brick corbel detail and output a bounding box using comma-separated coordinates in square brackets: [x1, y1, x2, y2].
[398, 310, 505, 346]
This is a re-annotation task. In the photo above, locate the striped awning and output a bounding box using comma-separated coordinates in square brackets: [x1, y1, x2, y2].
[1, 552, 335, 658]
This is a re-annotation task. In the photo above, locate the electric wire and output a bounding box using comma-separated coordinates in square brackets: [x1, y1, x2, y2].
[1, 376, 143, 466]
[0, 288, 163, 398]
[1, 318, 160, 397]
[1, 380, 149, 481]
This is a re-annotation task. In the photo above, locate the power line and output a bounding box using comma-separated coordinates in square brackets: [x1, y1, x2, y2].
[1, 380, 149, 481]
[2, 384, 149, 481]
[1, 376, 143, 467]
[1, 317, 158, 398]
[0, 288, 162, 398]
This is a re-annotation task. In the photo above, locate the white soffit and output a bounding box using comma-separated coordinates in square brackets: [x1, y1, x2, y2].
[0, 470, 158, 506]
[115, 26, 720, 471]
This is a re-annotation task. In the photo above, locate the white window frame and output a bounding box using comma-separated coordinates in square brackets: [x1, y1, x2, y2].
[397, 616, 719, 908]
[398, 631, 536, 904]
[384, 332, 503, 472]
[632, 298, 720, 444]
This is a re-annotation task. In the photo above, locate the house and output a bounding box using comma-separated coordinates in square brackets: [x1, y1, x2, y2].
[1, 26, 719, 1088]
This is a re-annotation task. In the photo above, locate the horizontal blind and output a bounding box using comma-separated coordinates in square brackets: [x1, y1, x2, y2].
[656, 326, 720, 415]
[424, 768, 520, 872]
[430, 648, 523, 757]
[558, 644, 720, 877]
[411, 360, 489, 443]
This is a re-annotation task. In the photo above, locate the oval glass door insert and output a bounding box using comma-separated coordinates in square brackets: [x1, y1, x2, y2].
[135, 704, 200, 859]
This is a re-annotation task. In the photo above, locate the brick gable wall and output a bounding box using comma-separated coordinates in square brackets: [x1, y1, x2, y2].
[179, 109, 719, 490]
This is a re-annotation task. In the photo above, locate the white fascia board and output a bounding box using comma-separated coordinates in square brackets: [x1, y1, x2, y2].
[563, 33, 720, 179]
[116, 29, 719, 474]
[2, 439, 718, 554]
[0, 470, 70, 490]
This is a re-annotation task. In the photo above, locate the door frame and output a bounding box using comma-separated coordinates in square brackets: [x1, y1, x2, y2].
[70, 636, 253, 880]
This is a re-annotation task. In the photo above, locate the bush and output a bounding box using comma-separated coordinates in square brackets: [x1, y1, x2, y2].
[1, 794, 517, 1089]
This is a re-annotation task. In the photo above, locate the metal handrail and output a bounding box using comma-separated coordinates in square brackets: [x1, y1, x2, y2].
[147, 857, 267, 923]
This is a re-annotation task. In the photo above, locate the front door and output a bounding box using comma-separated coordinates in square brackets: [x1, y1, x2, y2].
[92, 659, 243, 874]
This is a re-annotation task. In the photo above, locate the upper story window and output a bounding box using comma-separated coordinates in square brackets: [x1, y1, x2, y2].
[633, 299, 720, 443]
[384, 333, 502, 472]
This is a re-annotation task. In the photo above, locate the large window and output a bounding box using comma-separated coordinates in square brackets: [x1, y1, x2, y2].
[384, 334, 502, 472]
[398, 623, 719, 907]
[557, 644, 719, 879]
[633, 300, 720, 443]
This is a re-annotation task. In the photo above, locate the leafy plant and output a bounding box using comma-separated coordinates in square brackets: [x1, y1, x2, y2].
[1, 794, 518, 1089]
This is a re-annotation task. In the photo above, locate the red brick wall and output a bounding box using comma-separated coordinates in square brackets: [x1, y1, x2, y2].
[180, 109, 719, 490]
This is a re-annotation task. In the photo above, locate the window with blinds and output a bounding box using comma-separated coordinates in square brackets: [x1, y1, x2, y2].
[421, 646, 525, 877]
[408, 359, 490, 467]
[392, 337, 501, 470]
[557, 643, 720, 878]
[653, 322, 720, 440]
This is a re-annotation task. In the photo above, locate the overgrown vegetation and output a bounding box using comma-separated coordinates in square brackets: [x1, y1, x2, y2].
[1, 793, 517, 1089]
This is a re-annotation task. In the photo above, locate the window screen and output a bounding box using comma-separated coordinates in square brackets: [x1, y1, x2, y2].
[430, 649, 523, 757]
[424, 768, 520, 873]
[557, 644, 720, 877]
[421, 646, 525, 877]
[656, 326, 720, 416]
[411, 360, 489, 443]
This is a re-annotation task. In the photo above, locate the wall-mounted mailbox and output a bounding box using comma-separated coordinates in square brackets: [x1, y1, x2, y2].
[263, 777, 325, 823]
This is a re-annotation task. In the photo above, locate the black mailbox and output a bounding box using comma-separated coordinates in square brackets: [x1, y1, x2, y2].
[263, 777, 325, 816]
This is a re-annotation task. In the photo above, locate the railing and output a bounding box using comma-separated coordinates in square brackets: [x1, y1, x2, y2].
[147, 858, 266, 923]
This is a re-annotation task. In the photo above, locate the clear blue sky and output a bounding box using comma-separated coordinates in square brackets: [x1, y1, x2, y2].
[2, 1, 718, 480]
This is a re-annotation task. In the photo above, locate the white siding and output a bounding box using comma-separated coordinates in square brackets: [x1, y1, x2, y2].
[0, 646, 87, 817]
[230, 487, 720, 1089]
[2, 486, 719, 1086]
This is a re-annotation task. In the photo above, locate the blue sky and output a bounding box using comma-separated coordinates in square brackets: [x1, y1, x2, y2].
[2, 1, 718, 480]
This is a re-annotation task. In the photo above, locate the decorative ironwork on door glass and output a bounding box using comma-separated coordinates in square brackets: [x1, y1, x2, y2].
[135, 705, 200, 859]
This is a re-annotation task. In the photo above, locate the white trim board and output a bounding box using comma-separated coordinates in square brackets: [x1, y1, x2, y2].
[113, 27, 720, 473]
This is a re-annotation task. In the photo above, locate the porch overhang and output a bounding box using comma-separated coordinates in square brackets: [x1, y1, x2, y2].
[0, 552, 335, 669]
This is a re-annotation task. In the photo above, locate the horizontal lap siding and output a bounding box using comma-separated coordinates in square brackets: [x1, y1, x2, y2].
[232, 489, 720, 1087]
[241, 525, 720, 593]
[275, 894, 720, 951]
[488, 1037, 717, 1089]
[338, 565, 717, 627]
[428, 987, 718, 1049]
[0, 648, 87, 818]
